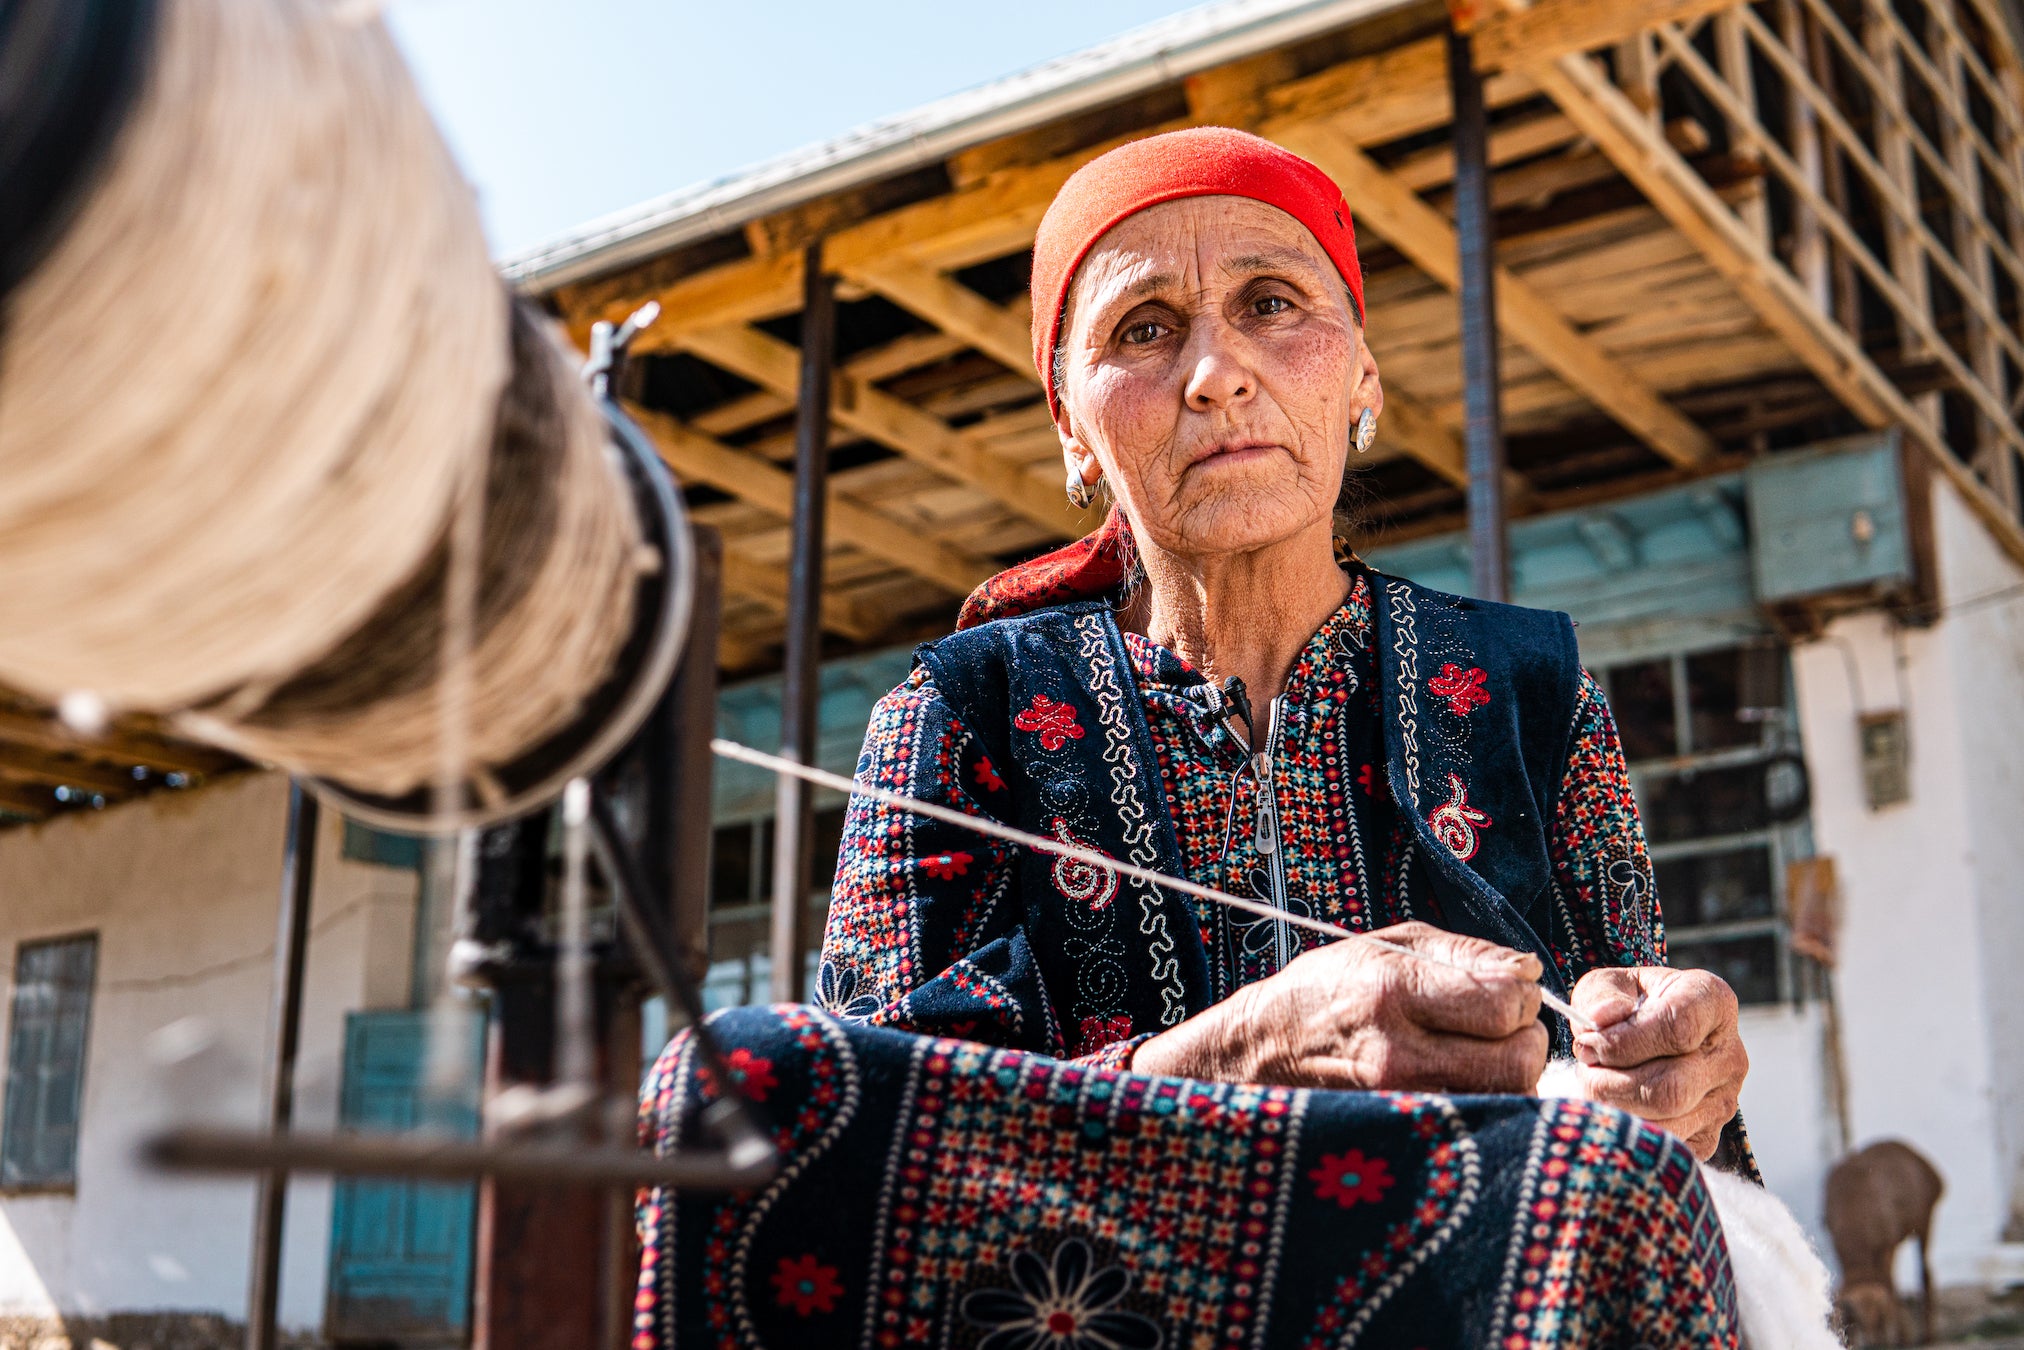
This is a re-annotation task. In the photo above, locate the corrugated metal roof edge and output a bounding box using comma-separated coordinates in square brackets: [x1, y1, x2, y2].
[500, 0, 1409, 294]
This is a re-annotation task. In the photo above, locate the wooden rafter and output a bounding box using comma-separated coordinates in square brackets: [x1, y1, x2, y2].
[625, 402, 998, 596]
[841, 259, 1033, 375]
[676, 323, 1091, 534]
[0, 780, 52, 821]
[0, 745, 143, 796]
[718, 546, 889, 643]
[1530, 43, 2024, 569]
[1278, 122, 1719, 469]
[0, 708, 231, 774]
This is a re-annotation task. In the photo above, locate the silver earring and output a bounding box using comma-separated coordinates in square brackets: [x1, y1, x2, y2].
[1354, 407, 1378, 455]
[1066, 466, 1097, 510]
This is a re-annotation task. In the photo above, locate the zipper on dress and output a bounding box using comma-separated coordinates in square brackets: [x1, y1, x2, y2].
[1255, 696, 1293, 973]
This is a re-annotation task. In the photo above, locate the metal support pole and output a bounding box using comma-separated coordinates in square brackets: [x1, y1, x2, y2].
[1448, 23, 1511, 603]
[665, 525, 722, 986]
[770, 243, 835, 1003]
[246, 782, 319, 1350]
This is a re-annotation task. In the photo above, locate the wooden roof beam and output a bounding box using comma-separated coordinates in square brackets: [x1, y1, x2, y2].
[625, 402, 998, 596]
[718, 546, 891, 643]
[1529, 45, 2024, 571]
[841, 258, 1034, 376]
[0, 745, 144, 796]
[0, 780, 53, 821]
[677, 323, 1094, 535]
[0, 709, 231, 774]
[1277, 120, 1719, 470]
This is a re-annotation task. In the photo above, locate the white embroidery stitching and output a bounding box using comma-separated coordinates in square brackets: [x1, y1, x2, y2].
[1078, 614, 1186, 1027]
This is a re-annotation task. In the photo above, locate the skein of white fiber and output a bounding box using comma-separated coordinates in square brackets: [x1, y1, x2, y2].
[0, 0, 645, 797]
[0, 0, 500, 707]
[1536, 1061, 1840, 1349]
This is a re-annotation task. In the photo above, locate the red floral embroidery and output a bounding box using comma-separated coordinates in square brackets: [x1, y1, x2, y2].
[770, 1254, 843, 1315]
[1357, 762, 1378, 797]
[920, 850, 974, 880]
[974, 756, 1006, 793]
[1428, 772, 1493, 861]
[1310, 1148, 1395, 1207]
[1013, 694, 1085, 751]
[1428, 663, 1491, 716]
[723, 1047, 778, 1102]
[1075, 1014, 1134, 1057]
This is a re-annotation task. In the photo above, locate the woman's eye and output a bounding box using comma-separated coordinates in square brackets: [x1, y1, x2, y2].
[1255, 294, 1293, 316]
[1122, 321, 1166, 345]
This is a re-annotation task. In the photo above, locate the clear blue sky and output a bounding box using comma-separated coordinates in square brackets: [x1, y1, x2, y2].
[387, 1, 1194, 260]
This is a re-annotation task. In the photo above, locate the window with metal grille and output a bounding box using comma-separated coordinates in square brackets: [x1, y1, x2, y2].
[1594, 644, 1812, 1007]
[2, 934, 98, 1190]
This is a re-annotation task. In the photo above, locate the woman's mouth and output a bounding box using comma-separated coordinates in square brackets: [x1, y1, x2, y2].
[1191, 439, 1279, 470]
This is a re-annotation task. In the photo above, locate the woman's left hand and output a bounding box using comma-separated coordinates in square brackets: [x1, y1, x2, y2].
[1567, 967, 1749, 1161]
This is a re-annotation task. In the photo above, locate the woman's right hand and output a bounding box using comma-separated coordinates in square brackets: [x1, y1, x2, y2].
[1128, 921, 1549, 1093]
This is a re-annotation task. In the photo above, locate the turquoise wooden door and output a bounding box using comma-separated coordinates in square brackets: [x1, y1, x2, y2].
[326, 1009, 486, 1345]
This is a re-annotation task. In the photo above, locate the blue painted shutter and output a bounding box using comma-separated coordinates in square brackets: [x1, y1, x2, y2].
[325, 1008, 485, 1342]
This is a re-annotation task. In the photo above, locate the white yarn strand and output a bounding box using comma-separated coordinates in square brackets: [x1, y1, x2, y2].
[710, 738, 1596, 1032]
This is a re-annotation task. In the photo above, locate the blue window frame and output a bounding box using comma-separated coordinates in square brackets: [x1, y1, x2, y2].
[2, 934, 98, 1190]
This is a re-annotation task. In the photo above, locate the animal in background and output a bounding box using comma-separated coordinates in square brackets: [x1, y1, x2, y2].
[1825, 1139, 1944, 1346]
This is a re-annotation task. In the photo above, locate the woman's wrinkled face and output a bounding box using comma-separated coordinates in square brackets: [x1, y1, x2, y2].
[1055, 196, 1381, 561]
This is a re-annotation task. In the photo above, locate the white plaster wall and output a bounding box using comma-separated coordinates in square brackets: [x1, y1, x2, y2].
[1733, 1004, 1836, 1241]
[1932, 484, 2024, 1251]
[1785, 475, 2024, 1284]
[0, 771, 418, 1332]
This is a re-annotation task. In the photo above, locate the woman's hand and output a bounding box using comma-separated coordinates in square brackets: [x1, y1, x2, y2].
[1130, 921, 1548, 1093]
[1566, 967, 1749, 1160]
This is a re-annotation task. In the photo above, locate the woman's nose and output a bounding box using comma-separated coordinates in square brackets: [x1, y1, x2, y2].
[1182, 318, 1257, 411]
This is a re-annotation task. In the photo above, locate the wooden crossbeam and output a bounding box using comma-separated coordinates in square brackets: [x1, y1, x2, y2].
[0, 780, 53, 820]
[1278, 121, 1719, 469]
[718, 546, 889, 643]
[1650, 20, 2024, 456]
[0, 709, 231, 774]
[677, 323, 1090, 534]
[1530, 46, 2024, 570]
[0, 745, 142, 795]
[625, 402, 998, 596]
[842, 259, 1033, 375]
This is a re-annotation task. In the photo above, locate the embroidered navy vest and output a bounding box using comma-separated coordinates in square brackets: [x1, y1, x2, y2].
[915, 571, 1584, 1056]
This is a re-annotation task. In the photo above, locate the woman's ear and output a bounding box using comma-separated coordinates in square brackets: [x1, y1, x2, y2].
[1350, 325, 1384, 421]
[1059, 415, 1101, 493]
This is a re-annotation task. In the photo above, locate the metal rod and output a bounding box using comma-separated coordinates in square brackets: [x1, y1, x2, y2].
[556, 779, 595, 1096]
[245, 782, 320, 1350]
[1448, 23, 1511, 604]
[148, 1128, 776, 1190]
[588, 793, 777, 1166]
[770, 240, 836, 1002]
[665, 524, 722, 987]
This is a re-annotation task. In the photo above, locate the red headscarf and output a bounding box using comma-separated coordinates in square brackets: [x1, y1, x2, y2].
[956, 127, 1363, 630]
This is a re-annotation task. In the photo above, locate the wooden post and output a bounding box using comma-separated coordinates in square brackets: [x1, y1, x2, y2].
[245, 784, 319, 1350]
[1716, 10, 1771, 243]
[1449, 23, 1511, 602]
[769, 243, 835, 1003]
[1781, 0, 1833, 313]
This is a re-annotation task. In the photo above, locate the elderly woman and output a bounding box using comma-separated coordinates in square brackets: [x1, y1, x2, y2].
[638, 129, 1755, 1349]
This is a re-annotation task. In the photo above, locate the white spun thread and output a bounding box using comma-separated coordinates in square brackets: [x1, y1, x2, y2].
[711, 738, 1596, 1032]
[0, 0, 643, 797]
